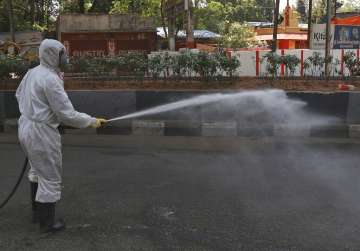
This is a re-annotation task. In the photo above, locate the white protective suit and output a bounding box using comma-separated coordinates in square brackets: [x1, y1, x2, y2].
[16, 39, 96, 203]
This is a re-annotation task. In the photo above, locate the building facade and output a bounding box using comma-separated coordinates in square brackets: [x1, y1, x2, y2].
[58, 14, 157, 56]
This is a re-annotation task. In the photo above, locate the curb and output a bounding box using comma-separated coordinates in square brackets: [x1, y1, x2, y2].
[349, 125, 360, 138]
[202, 121, 237, 137]
[2, 119, 359, 138]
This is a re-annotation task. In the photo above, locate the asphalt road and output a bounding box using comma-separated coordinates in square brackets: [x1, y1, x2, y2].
[1, 134, 360, 251]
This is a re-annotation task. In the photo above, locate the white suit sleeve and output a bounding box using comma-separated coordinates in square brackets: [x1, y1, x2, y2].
[44, 77, 96, 128]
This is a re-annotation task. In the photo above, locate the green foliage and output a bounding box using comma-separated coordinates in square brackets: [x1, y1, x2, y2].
[68, 56, 92, 73]
[0, 0, 60, 32]
[67, 52, 148, 76]
[339, 1, 360, 12]
[122, 52, 148, 76]
[304, 52, 325, 76]
[281, 54, 300, 76]
[195, 0, 274, 32]
[148, 54, 165, 79]
[296, 0, 307, 23]
[88, 0, 113, 13]
[343, 51, 360, 76]
[61, 0, 93, 13]
[171, 50, 196, 77]
[0, 55, 30, 79]
[303, 52, 338, 77]
[193, 51, 218, 78]
[312, 0, 326, 23]
[110, 0, 160, 17]
[195, 1, 226, 33]
[219, 22, 258, 49]
[62, 50, 242, 79]
[215, 52, 240, 77]
[262, 52, 281, 77]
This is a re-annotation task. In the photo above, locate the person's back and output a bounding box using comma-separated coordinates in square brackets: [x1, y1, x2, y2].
[17, 64, 60, 128]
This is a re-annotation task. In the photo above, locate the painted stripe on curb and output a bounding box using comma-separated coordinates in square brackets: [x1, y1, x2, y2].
[202, 121, 237, 137]
[349, 125, 360, 138]
[274, 125, 311, 137]
[0, 119, 356, 139]
[132, 120, 165, 136]
[164, 120, 201, 136]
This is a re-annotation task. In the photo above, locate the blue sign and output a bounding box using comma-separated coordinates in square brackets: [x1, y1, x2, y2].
[333, 25, 360, 49]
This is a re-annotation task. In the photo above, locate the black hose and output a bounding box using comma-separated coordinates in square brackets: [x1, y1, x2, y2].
[0, 157, 28, 209]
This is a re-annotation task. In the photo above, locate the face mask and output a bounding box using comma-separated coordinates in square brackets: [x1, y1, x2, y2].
[59, 50, 69, 70]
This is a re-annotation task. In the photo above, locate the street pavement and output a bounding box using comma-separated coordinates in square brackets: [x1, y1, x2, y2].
[1, 134, 360, 251]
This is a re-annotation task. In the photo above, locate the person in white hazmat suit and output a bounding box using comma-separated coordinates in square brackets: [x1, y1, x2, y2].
[16, 39, 106, 233]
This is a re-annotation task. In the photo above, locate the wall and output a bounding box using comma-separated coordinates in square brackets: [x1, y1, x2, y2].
[231, 49, 360, 77]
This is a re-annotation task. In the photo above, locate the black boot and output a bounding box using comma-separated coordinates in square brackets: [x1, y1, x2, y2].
[30, 182, 39, 223]
[38, 202, 66, 233]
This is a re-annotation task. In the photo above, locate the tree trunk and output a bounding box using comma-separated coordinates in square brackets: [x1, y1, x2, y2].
[6, 0, 15, 42]
[45, 0, 51, 30]
[160, 0, 168, 38]
[37, 0, 45, 25]
[79, 0, 85, 13]
[29, 0, 35, 25]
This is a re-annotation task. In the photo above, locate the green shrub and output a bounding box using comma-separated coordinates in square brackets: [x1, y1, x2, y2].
[305, 52, 325, 76]
[215, 53, 240, 77]
[343, 51, 360, 76]
[0, 55, 30, 79]
[148, 54, 165, 79]
[122, 52, 148, 77]
[193, 51, 218, 79]
[281, 54, 300, 76]
[170, 50, 197, 77]
[262, 52, 281, 77]
[68, 56, 92, 73]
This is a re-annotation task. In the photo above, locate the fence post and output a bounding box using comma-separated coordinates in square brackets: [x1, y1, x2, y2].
[341, 49, 344, 76]
[256, 51, 260, 77]
[281, 50, 285, 77]
[300, 50, 304, 76]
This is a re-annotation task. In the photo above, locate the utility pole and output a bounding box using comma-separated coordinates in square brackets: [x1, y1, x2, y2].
[307, 0, 312, 48]
[324, 0, 332, 77]
[168, 15, 176, 51]
[272, 0, 280, 52]
[185, 0, 195, 48]
[6, 0, 15, 42]
[166, 0, 176, 51]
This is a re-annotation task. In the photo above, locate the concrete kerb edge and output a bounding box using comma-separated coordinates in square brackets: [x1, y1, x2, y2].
[1, 119, 357, 138]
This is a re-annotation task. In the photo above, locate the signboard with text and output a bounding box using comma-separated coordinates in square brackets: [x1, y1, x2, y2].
[310, 24, 334, 50]
[333, 25, 360, 49]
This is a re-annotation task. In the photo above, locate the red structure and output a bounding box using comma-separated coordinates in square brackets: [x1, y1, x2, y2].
[254, 1, 308, 49]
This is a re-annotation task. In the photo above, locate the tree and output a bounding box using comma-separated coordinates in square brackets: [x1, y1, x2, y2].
[0, 0, 61, 31]
[255, 0, 274, 22]
[88, 0, 113, 13]
[110, 0, 160, 17]
[312, 0, 326, 23]
[195, 1, 226, 32]
[219, 22, 258, 49]
[79, 0, 85, 13]
[297, 0, 307, 23]
[339, 1, 360, 12]
[61, 0, 93, 13]
[194, 0, 274, 32]
[5, 0, 15, 41]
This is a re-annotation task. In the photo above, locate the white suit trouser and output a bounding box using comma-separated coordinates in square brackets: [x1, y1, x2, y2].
[18, 116, 62, 203]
